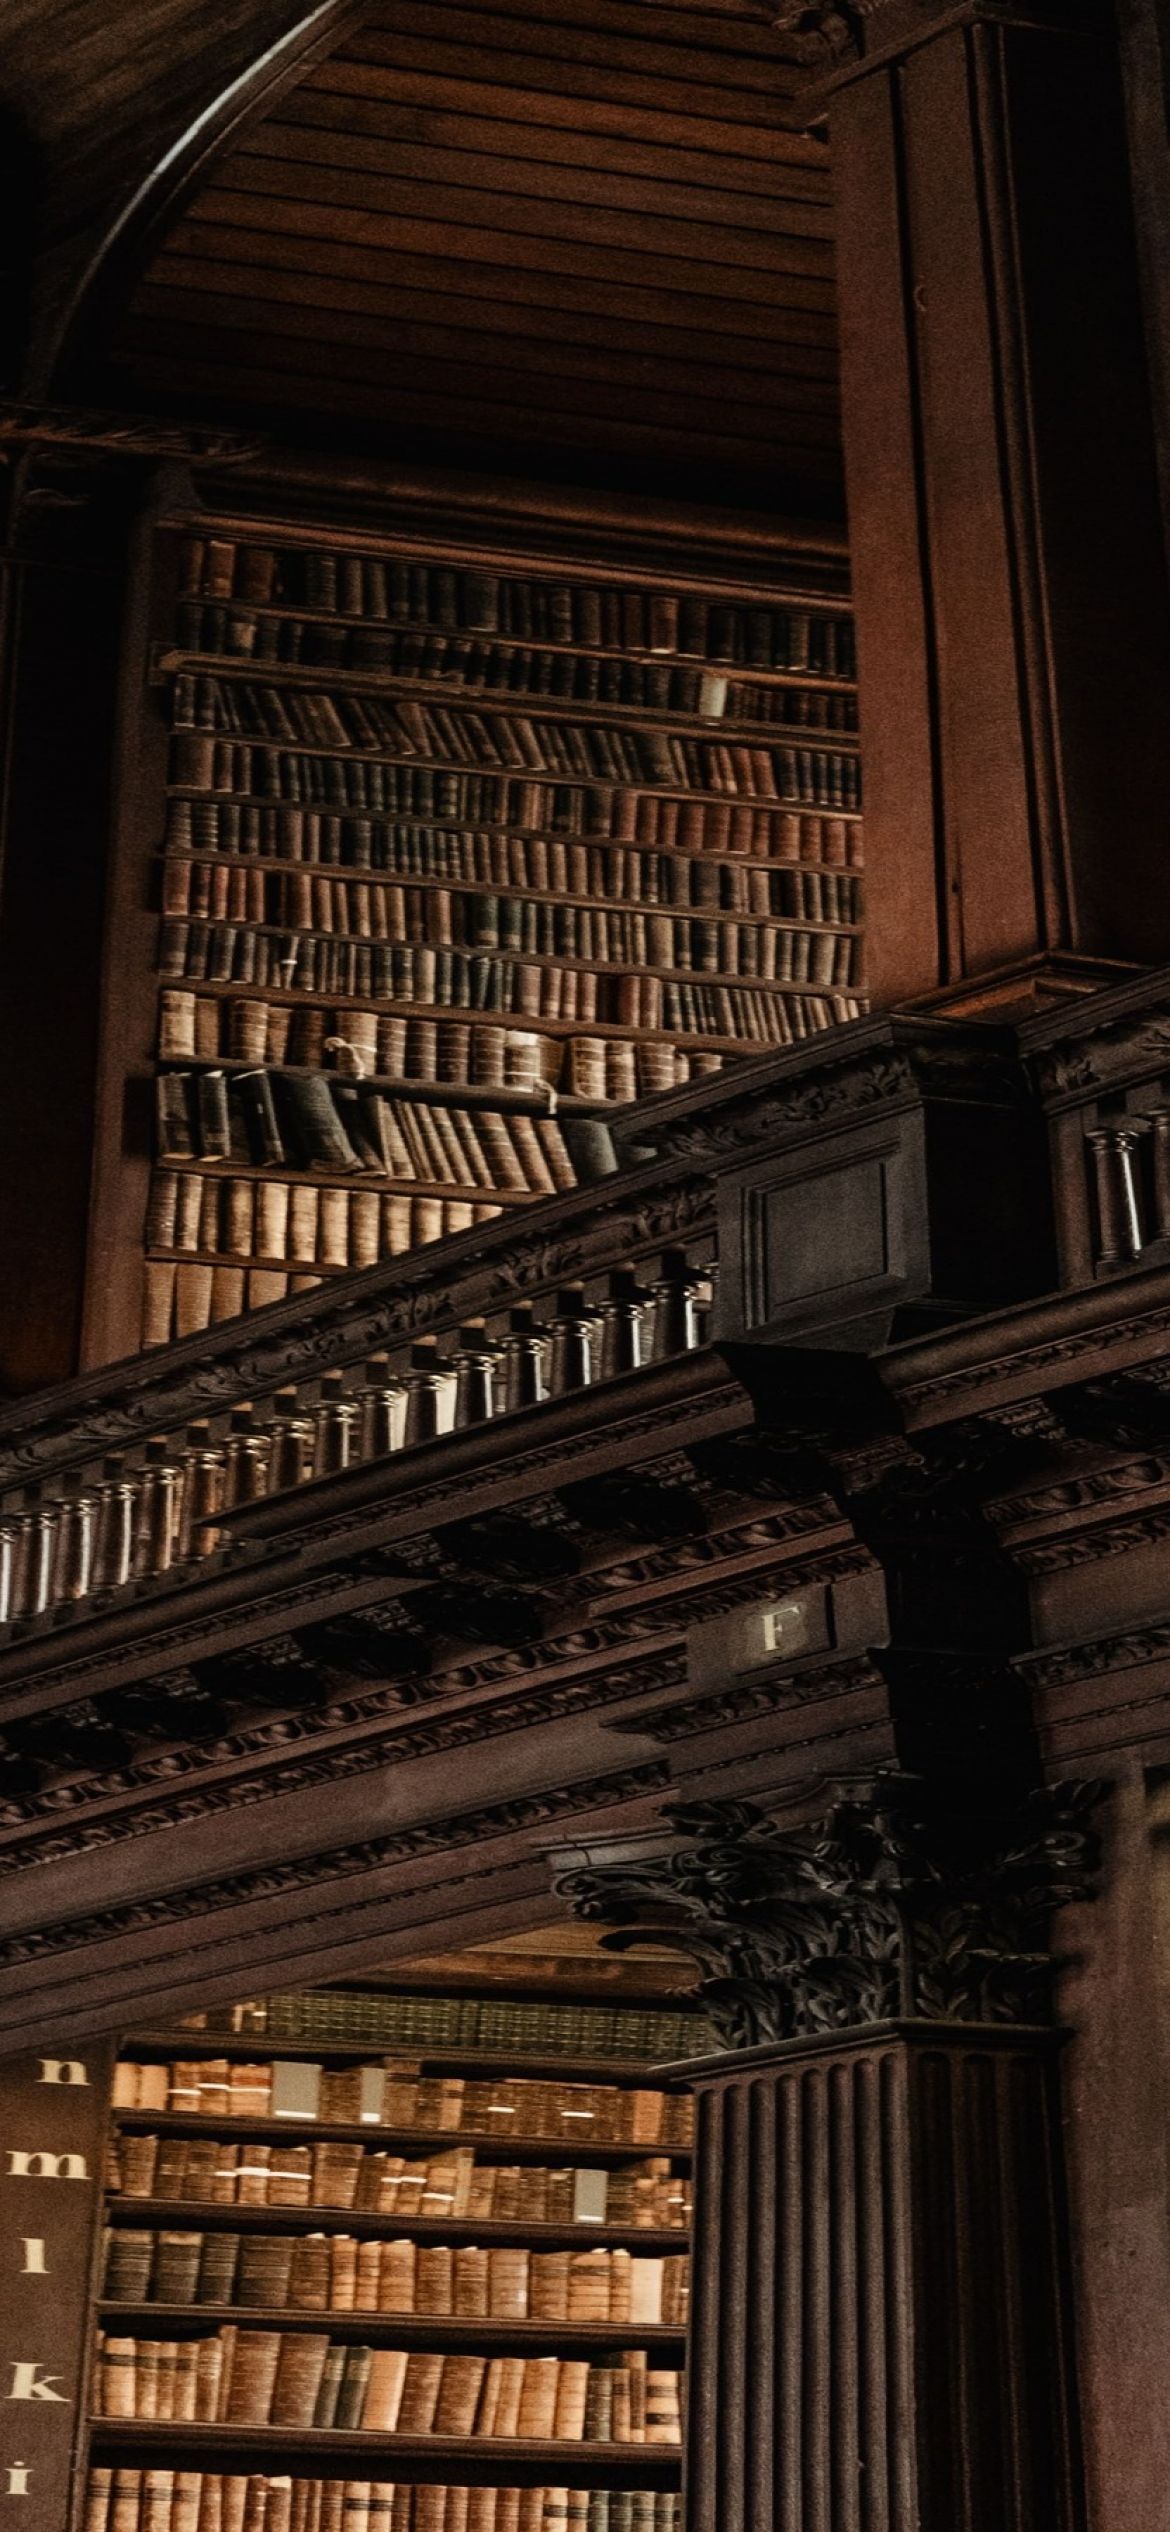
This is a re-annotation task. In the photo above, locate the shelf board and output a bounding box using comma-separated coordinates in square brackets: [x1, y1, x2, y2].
[96, 2306, 687, 2353]
[157, 648, 858, 753]
[111, 2113, 691, 2169]
[105, 2203, 690, 2255]
[123, 2038, 698, 2086]
[87, 2421, 682, 2482]
[158, 847, 863, 919]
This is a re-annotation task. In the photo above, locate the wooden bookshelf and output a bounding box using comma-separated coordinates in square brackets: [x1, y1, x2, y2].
[100, 512, 863, 1358]
[88, 2425, 682, 2486]
[126, 2038, 696, 2085]
[98, 2310, 686, 2354]
[111, 2115, 692, 2170]
[104, 2205, 688, 2254]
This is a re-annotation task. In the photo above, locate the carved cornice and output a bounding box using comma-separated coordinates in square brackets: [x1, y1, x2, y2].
[608, 1651, 884, 1743]
[0, 1761, 670, 1963]
[555, 1777, 1104, 2046]
[1030, 1016, 1170, 1107]
[0, 1648, 688, 1859]
[1019, 1623, 1170, 1692]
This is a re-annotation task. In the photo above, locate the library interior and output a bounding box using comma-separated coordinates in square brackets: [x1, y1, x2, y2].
[2, 2, 1170, 2526]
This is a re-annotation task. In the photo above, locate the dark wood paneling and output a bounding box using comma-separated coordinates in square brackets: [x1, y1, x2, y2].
[89, 0, 844, 511]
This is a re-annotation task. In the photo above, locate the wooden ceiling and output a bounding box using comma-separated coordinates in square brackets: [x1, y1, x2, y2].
[77, 0, 843, 514]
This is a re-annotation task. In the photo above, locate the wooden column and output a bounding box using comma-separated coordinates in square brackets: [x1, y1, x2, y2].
[686, 2024, 1080, 2532]
[556, 1776, 1100, 2532]
[801, 0, 1170, 1008]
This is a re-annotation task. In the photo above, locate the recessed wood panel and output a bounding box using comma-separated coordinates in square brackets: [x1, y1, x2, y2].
[92, 0, 843, 512]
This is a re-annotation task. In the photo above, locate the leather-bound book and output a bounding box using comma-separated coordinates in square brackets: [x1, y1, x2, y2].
[550, 2362, 589, 2443]
[395, 2351, 444, 2435]
[452, 2247, 488, 2318]
[238, 2236, 296, 2310]
[197, 2234, 241, 2305]
[377, 2240, 417, 2312]
[194, 2331, 227, 2422]
[141, 2470, 175, 2532]
[288, 2238, 331, 2311]
[85, 2469, 114, 2532]
[644, 2372, 681, 2445]
[433, 2354, 487, 2437]
[415, 2246, 453, 2316]
[153, 2234, 203, 2305]
[271, 2331, 330, 2427]
[224, 2328, 282, 2424]
[313, 2342, 347, 2430]
[512, 2357, 556, 2440]
[334, 2345, 373, 2432]
[173, 2477, 203, 2532]
[361, 2346, 408, 2431]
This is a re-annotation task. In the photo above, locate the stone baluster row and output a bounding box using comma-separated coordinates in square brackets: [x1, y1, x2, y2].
[0, 1246, 714, 1630]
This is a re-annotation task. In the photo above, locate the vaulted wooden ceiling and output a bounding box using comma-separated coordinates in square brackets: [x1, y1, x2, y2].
[62, 0, 843, 514]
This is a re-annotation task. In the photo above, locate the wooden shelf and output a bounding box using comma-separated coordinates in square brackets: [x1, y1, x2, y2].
[165, 792, 864, 863]
[87, 2422, 682, 2482]
[112, 2113, 691, 2168]
[105, 2204, 690, 2254]
[124, 2040, 693, 2086]
[158, 647, 858, 751]
[97, 2306, 687, 2353]
[158, 847, 863, 916]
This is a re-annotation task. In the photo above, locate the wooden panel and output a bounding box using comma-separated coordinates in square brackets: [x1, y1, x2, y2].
[91, 0, 844, 512]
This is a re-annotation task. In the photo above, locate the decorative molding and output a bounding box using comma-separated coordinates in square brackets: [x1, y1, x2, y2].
[1031, 1017, 1170, 1104]
[0, 1763, 670, 1962]
[555, 1776, 1104, 2046]
[608, 1651, 884, 1743]
[1019, 1623, 1170, 1691]
[0, 1650, 687, 1857]
[0, 401, 264, 464]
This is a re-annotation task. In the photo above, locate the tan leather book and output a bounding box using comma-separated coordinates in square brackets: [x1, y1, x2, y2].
[354, 2243, 383, 2313]
[627, 2259, 662, 2326]
[223, 2328, 282, 2424]
[453, 2246, 489, 2318]
[625, 2353, 648, 2443]
[109, 2471, 141, 2532]
[270, 2331, 330, 2427]
[220, 2478, 248, 2532]
[142, 2470, 175, 2532]
[567, 2254, 610, 2323]
[513, 2356, 557, 2440]
[361, 2346, 408, 2432]
[135, 2341, 163, 2421]
[487, 2248, 530, 2319]
[235, 2144, 271, 2209]
[267, 2484, 294, 2532]
[644, 2371, 681, 2445]
[477, 2357, 505, 2439]
[467, 2489, 499, 2532]
[288, 2238, 331, 2312]
[172, 2340, 200, 2422]
[84, 2467, 113, 2532]
[551, 2360, 589, 2442]
[193, 2332, 226, 2422]
[266, 2145, 312, 2208]
[415, 2245, 454, 2316]
[395, 2351, 445, 2435]
[330, 2236, 359, 2312]
[378, 2238, 417, 2312]
[96, 2337, 137, 2420]
[528, 2253, 569, 2322]
[433, 2352, 488, 2437]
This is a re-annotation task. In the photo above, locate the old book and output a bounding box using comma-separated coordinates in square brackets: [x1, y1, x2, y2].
[334, 2345, 373, 2431]
[106, 2229, 155, 2301]
[395, 2351, 445, 2435]
[237, 2236, 296, 2308]
[196, 2232, 240, 2304]
[224, 2328, 282, 2424]
[270, 2332, 331, 2427]
[491, 2356, 528, 2439]
[434, 2353, 487, 2436]
[415, 2245, 454, 2316]
[361, 2346, 407, 2431]
[194, 2335, 226, 2422]
[270, 2061, 322, 2122]
[313, 2342, 347, 2430]
[571, 2172, 608, 2227]
[289, 2237, 332, 2312]
[627, 2260, 663, 2326]
[153, 2233, 203, 2304]
[97, 2337, 138, 2419]
[377, 2239, 417, 2312]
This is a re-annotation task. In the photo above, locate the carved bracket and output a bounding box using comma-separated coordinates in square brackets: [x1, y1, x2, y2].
[554, 1773, 1105, 2047]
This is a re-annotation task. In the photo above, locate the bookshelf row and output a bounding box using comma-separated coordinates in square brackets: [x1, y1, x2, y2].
[111, 2056, 693, 2145]
[163, 620, 856, 733]
[92, 2334, 683, 2445]
[86, 2436, 681, 2489]
[178, 534, 855, 677]
[156, 976, 861, 1042]
[84, 2472, 682, 2532]
[153, 1071, 596, 1189]
[162, 800, 861, 874]
[159, 850, 862, 925]
[100, 2236, 688, 2327]
[108, 2145, 688, 2231]
[104, 2210, 689, 2260]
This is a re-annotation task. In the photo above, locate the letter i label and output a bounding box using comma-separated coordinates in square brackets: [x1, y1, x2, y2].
[19, 2244, 46, 2277]
[4, 2465, 30, 2498]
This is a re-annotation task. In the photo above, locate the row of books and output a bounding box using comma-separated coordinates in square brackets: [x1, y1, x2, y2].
[108, 2138, 690, 2227]
[159, 939, 861, 1039]
[112, 2060, 693, 2144]
[161, 850, 862, 925]
[244, 1991, 704, 2059]
[179, 537, 855, 675]
[85, 2476, 681, 2532]
[139, 1245, 415, 1345]
[93, 2332, 684, 2440]
[163, 799, 860, 869]
[154, 1075, 597, 1191]
[171, 715, 863, 813]
[144, 1180, 499, 1278]
[172, 611, 857, 731]
[86, 2471, 678, 2532]
[161, 864, 862, 958]
[101, 2232, 689, 2325]
[158, 998, 721, 1101]
[160, 915, 861, 997]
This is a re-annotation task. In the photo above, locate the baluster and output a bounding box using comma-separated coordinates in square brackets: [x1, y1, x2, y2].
[1147, 1108, 1170, 1244]
[358, 1357, 407, 1461]
[313, 1371, 358, 1478]
[648, 1249, 701, 1360]
[221, 1405, 272, 1508]
[93, 1456, 138, 1592]
[268, 1389, 315, 1492]
[549, 1288, 597, 1395]
[16, 1497, 59, 1619]
[500, 1306, 548, 1413]
[0, 1515, 19, 1625]
[1086, 1122, 1148, 1270]
[597, 1270, 647, 1380]
[453, 1324, 500, 1428]
[51, 1472, 99, 1606]
[403, 1342, 452, 1448]
[133, 1439, 184, 1580]
[177, 1423, 226, 1561]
